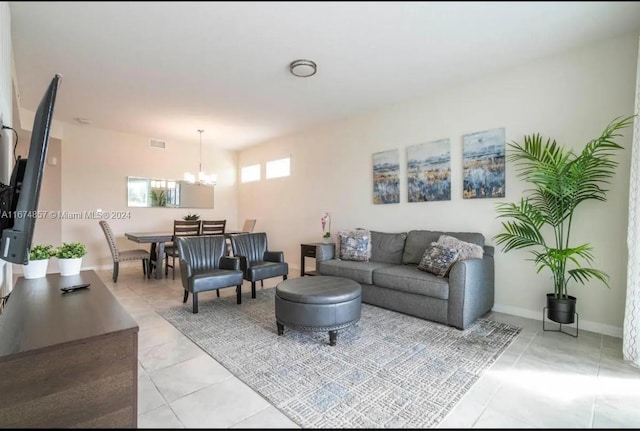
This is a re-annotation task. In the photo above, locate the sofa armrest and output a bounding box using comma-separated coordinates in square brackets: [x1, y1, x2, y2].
[316, 243, 335, 262]
[447, 253, 495, 329]
[483, 245, 494, 257]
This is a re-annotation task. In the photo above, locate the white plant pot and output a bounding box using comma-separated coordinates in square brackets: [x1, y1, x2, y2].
[58, 257, 83, 276]
[23, 259, 49, 279]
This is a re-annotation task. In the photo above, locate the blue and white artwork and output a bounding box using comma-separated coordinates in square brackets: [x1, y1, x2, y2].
[463, 128, 505, 199]
[407, 139, 451, 202]
[373, 149, 400, 204]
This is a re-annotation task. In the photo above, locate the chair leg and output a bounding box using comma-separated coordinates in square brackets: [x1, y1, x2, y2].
[192, 292, 198, 313]
[183, 289, 189, 303]
[172, 255, 176, 280]
[142, 259, 147, 276]
[216, 290, 220, 297]
[251, 281, 256, 298]
[113, 262, 119, 282]
[236, 285, 242, 304]
[165, 254, 169, 276]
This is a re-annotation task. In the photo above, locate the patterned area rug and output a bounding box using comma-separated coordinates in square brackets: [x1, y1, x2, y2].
[158, 288, 521, 428]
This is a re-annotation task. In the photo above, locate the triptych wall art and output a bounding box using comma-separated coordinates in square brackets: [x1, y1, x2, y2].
[372, 149, 400, 204]
[407, 138, 451, 202]
[372, 128, 505, 204]
[462, 128, 506, 199]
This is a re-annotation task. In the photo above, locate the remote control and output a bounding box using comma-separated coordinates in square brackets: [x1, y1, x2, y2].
[60, 283, 90, 293]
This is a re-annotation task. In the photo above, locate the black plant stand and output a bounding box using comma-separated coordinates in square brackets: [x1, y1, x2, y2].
[542, 307, 579, 337]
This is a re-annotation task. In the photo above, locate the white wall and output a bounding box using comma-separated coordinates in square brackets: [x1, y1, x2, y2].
[0, 1, 12, 295]
[60, 123, 238, 269]
[238, 33, 639, 337]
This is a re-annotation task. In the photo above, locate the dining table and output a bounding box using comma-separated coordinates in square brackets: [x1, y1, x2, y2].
[124, 232, 173, 279]
[124, 230, 249, 279]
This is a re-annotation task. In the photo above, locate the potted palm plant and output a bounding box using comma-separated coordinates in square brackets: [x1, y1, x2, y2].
[55, 241, 87, 276]
[494, 116, 633, 325]
[23, 244, 55, 279]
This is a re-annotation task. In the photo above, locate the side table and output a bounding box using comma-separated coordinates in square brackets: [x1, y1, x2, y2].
[300, 242, 333, 276]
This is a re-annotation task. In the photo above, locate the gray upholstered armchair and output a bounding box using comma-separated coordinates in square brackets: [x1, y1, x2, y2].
[177, 235, 244, 313]
[230, 232, 288, 298]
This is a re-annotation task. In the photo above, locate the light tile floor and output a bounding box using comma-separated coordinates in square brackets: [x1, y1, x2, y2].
[100, 266, 640, 428]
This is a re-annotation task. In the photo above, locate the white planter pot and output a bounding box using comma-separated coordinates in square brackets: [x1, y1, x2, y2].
[58, 257, 83, 276]
[23, 259, 49, 279]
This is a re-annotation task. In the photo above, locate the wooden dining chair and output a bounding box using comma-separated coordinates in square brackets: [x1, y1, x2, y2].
[201, 220, 226, 235]
[241, 219, 257, 233]
[225, 219, 257, 255]
[164, 219, 201, 279]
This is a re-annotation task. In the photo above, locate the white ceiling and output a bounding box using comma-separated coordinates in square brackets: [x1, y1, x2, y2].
[9, 1, 640, 150]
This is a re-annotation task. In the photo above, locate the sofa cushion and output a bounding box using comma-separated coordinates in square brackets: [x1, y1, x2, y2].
[370, 231, 407, 264]
[436, 235, 484, 260]
[338, 229, 372, 261]
[402, 230, 442, 264]
[317, 259, 394, 285]
[402, 230, 485, 264]
[417, 244, 459, 277]
[372, 264, 450, 300]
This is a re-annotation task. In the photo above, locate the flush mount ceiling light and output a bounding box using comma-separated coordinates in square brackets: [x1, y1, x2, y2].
[289, 59, 317, 77]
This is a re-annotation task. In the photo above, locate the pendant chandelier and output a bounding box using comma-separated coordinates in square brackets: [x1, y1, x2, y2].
[183, 129, 216, 185]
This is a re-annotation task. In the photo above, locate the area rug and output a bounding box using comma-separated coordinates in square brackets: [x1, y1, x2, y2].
[158, 288, 521, 428]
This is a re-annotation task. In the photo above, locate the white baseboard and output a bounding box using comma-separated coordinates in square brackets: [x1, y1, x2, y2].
[492, 302, 623, 338]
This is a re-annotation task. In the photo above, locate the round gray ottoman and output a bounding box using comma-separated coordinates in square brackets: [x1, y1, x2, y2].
[275, 276, 361, 346]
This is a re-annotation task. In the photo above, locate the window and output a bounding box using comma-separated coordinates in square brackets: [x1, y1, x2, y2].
[241, 164, 261, 183]
[266, 157, 291, 179]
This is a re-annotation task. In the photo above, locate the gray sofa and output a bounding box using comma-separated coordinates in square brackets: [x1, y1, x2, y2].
[316, 230, 494, 329]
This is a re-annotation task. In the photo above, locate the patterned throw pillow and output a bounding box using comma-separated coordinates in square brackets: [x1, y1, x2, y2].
[436, 235, 484, 261]
[417, 244, 460, 277]
[339, 229, 372, 262]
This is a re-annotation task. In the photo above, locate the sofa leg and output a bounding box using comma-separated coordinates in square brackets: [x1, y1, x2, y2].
[236, 285, 242, 304]
[183, 290, 189, 303]
[261, 280, 264, 288]
[251, 281, 256, 298]
[277, 322, 284, 335]
[192, 292, 198, 314]
[216, 290, 220, 298]
[283, 274, 288, 281]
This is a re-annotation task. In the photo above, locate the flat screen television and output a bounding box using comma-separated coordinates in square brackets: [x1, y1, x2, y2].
[0, 74, 61, 264]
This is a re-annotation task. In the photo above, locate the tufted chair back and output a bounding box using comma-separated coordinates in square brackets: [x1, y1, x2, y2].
[176, 235, 226, 273]
[230, 232, 267, 263]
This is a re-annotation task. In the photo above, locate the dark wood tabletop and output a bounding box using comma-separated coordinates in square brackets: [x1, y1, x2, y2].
[124, 232, 174, 243]
[0, 270, 138, 361]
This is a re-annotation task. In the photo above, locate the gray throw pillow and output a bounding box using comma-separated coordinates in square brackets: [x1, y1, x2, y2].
[436, 235, 484, 260]
[417, 244, 459, 277]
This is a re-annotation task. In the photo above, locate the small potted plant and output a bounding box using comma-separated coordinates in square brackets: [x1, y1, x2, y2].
[55, 241, 87, 276]
[321, 212, 331, 243]
[23, 244, 54, 279]
[183, 213, 200, 221]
